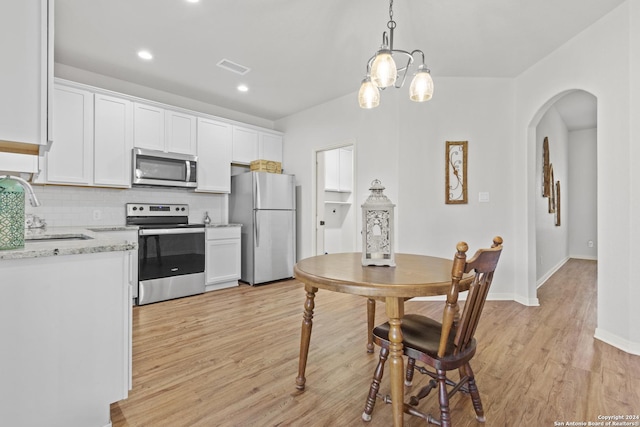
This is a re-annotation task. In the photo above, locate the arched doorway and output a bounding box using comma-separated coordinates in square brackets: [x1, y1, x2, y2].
[529, 89, 597, 295]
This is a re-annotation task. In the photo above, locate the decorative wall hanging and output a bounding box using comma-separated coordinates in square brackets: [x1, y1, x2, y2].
[445, 141, 468, 204]
[542, 137, 551, 197]
[548, 164, 556, 213]
[555, 181, 561, 226]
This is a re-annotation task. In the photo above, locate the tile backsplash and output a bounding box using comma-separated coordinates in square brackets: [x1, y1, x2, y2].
[25, 185, 227, 227]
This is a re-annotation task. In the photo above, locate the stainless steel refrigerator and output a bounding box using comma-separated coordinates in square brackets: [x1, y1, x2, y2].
[229, 172, 296, 285]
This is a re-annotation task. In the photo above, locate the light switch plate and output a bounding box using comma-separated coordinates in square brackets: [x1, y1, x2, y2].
[478, 192, 490, 203]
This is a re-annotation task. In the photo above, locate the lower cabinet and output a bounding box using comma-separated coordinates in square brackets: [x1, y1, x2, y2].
[0, 250, 131, 427]
[206, 226, 241, 291]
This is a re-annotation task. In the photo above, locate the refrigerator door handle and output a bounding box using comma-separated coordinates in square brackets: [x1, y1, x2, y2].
[254, 210, 260, 247]
[255, 174, 261, 209]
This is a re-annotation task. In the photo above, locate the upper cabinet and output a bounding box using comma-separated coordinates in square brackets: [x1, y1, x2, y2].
[0, 0, 53, 145]
[133, 102, 196, 155]
[325, 148, 353, 193]
[94, 94, 133, 187]
[231, 126, 258, 164]
[232, 126, 283, 165]
[259, 133, 283, 163]
[42, 85, 94, 185]
[196, 118, 232, 193]
[39, 82, 132, 188]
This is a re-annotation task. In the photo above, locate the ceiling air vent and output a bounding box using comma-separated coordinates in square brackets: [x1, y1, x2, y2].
[216, 59, 250, 75]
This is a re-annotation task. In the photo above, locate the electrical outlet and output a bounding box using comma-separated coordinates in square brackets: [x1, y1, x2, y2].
[588, 240, 594, 248]
[93, 210, 102, 221]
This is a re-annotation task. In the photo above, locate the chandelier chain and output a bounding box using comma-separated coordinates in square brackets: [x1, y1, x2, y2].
[388, 0, 396, 30]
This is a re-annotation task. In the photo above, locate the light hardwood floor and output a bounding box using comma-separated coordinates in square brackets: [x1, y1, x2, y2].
[111, 259, 640, 426]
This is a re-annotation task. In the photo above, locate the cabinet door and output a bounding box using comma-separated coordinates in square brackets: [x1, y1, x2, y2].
[196, 118, 232, 193]
[232, 126, 258, 164]
[46, 85, 93, 184]
[94, 94, 133, 187]
[0, 0, 51, 145]
[133, 102, 165, 151]
[324, 149, 340, 191]
[206, 239, 241, 285]
[338, 148, 353, 192]
[259, 133, 283, 163]
[165, 110, 196, 155]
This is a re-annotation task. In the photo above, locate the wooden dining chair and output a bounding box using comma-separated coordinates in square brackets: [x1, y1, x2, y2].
[362, 236, 503, 427]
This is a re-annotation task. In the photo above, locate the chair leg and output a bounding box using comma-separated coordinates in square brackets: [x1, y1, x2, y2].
[362, 346, 389, 422]
[463, 363, 485, 422]
[437, 369, 452, 427]
[405, 357, 415, 386]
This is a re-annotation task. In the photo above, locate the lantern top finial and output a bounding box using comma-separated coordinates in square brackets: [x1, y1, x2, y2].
[369, 179, 384, 191]
[363, 179, 395, 207]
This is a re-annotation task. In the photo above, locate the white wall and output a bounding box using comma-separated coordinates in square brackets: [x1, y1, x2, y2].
[535, 106, 569, 283]
[513, 1, 639, 352]
[279, 1, 640, 353]
[568, 128, 597, 260]
[277, 78, 517, 299]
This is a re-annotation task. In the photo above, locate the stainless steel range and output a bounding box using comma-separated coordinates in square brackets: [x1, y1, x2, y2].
[126, 203, 205, 305]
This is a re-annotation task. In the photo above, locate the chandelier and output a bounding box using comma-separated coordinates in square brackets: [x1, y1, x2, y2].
[358, 0, 434, 109]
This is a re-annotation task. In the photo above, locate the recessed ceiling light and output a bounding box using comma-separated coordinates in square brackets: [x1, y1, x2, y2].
[186, 0, 199, 3]
[237, 84, 249, 93]
[137, 50, 153, 60]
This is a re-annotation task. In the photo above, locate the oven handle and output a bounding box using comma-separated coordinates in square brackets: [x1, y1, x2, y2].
[139, 228, 204, 236]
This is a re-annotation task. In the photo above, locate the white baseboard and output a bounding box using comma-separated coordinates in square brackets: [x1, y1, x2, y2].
[536, 257, 569, 288]
[569, 254, 598, 261]
[594, 328, 640, 355]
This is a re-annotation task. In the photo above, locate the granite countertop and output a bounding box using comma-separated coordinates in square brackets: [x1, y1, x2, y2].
[0, 226, 138, 261]
[205, 223, 242, 228]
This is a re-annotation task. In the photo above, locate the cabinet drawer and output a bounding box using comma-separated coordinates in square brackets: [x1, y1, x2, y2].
[206, 227, 241, 240]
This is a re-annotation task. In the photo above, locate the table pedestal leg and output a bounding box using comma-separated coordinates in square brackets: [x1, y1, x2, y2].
[296, 285, 317, 391]
[367, 298, 375, 353]
[386, 297, 405, 427]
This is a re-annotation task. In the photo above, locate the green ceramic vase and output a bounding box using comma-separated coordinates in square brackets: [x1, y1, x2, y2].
[0, 178, 25, 250]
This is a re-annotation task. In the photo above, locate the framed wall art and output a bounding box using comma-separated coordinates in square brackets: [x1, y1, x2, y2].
[445, 141, 468, 204]
[555, 181, 561, 226]
[548, 164, 555, 213]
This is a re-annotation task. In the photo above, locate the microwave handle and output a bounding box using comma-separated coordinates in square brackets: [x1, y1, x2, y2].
[185, 161, 192, 183]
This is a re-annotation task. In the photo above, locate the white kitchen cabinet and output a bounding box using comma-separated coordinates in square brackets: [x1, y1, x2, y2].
[165, 109, 197, 154]
[259, 132, 283, 163]
[325, 147, 352, 192]
[232, 126, 259, 164]
[134, 102, 196, 155]
[196, 117, 232, 193]
[205, 226, 241, 291]
[0, 250, 131, 427]
[0, 0, 53, 146]
[133, 102, 165, 151]
[44, 85, 94, 185]
[232, 126, 283, 165]
[94, 94, 133, 187]
[40, 83, 132, 188]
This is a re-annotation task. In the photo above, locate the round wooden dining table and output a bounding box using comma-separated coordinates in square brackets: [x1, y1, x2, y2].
[293, 252, 473, 427]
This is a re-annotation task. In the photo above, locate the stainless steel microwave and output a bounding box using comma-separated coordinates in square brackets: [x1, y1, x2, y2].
[132, 148, 197, 188]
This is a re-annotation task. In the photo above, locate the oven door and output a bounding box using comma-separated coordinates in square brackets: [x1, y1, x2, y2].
[137, 227, 205, 305]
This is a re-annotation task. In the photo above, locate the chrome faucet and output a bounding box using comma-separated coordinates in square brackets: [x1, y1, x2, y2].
[0, 175, 41, 207]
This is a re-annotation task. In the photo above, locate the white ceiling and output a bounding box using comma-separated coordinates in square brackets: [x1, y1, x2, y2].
[54, 0, 619, 123]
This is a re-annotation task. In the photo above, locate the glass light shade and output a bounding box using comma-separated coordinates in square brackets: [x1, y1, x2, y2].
[409, 68, 434, 102]
[358, 78, 380, 109]
[370, 49, 397, 88]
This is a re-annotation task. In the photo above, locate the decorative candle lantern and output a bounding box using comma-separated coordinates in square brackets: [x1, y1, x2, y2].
[361, 179, 395, 266]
